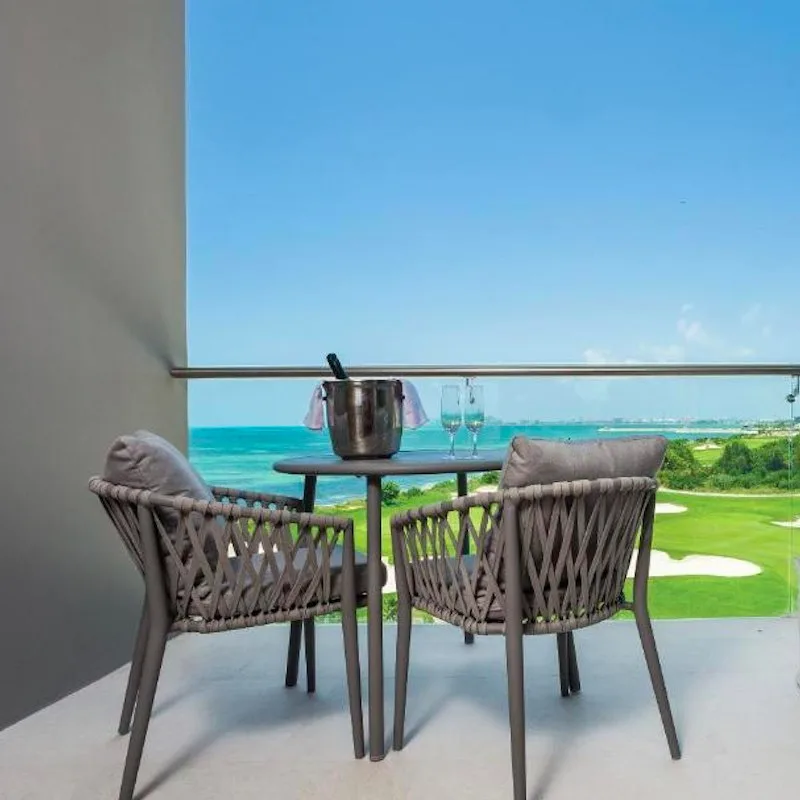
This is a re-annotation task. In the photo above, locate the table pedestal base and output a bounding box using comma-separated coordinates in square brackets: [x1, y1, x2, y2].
[366, 475, 385, 760]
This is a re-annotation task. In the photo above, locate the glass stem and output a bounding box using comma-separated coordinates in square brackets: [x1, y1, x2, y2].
[471, 431, 478, 457]
[449, 431, 456, 457]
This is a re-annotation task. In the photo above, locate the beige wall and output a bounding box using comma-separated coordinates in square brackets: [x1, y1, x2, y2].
[0, 0, 186, 728]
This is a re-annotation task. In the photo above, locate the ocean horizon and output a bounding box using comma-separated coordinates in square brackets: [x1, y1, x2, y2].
[188, 420, 750, 506]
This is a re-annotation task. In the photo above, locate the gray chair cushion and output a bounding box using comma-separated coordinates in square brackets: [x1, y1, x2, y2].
[103, 429, 214, 510]
[499, 435, 668, 488]
[103, 429, 217, 565]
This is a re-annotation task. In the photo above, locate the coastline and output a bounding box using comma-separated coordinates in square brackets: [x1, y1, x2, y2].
[189, 422, 798, 506]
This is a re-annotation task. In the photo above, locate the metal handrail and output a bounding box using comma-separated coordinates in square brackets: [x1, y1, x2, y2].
[170, 363, 800, 379]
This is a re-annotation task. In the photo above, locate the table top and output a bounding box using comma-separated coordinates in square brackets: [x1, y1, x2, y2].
[273, 449, 505, 477]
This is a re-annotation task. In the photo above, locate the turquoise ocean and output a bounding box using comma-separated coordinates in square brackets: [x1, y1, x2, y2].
[189, 422, 744, 506]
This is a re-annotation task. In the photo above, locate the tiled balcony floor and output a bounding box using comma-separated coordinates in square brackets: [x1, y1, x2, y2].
[1, 618, 799, 799]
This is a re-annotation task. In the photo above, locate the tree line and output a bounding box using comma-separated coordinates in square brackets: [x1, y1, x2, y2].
[660, 436, 800, 491]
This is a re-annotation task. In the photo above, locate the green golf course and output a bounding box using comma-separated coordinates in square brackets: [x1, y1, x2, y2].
[322, 480, 798, 620]
[627, 490, 796, 618]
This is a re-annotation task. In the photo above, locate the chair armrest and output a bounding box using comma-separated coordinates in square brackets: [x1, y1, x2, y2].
[391, 489, 504, 530]
[207, 486, 304, 557]
[391, 491, 505, 561]
[144, 487, 349, 543]
[208, 485, 304, 512]
[390, 492, 504, 612]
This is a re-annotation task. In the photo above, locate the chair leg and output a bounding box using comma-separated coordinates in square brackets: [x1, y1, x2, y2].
[341, 607, 365, 759]
[634, 608, 681, 760]
[119, 603, 149, 735]
[556, 633, 570, 698]
[392, 594, 412, 751]
[285, 621, 302, 688]
[118, 620, 169, 800]
[567, 631, 581, 693]
[556, 632, 581, 698]
[304, 618, 316, 694]
[505, 622, 527, 800]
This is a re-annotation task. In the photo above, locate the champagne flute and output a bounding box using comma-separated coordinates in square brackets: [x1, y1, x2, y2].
[440, 384, 462, 458]
[464, 381, 485, 458]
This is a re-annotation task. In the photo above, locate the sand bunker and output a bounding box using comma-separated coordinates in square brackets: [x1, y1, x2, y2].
[628, 550, 761, 579]
[655, 502, 687, 514]
[383, 560, 397, 593]
[772, 517, 800, 529]
[450, 485, 499, 499]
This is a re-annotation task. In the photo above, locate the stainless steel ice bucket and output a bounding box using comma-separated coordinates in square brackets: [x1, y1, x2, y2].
[322, 379, 403, 459]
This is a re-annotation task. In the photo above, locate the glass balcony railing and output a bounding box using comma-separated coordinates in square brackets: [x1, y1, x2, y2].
[185, 370, 799, 621]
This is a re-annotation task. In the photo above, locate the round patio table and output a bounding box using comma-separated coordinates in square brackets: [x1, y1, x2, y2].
[273, 449, 505, 761]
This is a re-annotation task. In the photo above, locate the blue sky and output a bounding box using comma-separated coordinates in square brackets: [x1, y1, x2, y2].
[187, 1, 799, 426]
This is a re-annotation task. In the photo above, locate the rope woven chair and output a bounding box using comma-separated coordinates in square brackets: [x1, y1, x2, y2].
[391, 476, 681, 800]
[90, 477, 367, 800]
[117, 485, 319, 744]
